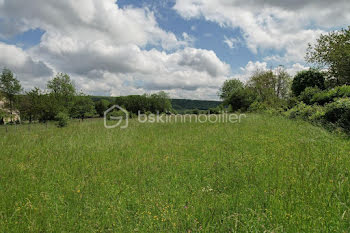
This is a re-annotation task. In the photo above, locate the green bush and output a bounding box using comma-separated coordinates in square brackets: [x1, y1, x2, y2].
[291, 69, 325, 96]
[284, 102, 325, 122]
[248, 101, 269, 112]
[284, 102, 314, 120]
[55, 112, 69, 128]
[208, 107, 221, 114]
[299, 87, 321, 105]
[311, 85, 350, 105]
[324, 98, 350, 132]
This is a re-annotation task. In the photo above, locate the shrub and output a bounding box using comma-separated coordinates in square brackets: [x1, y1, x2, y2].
[248, 101, 270, 112]
[299, 87, 321, 105]
[311, 85, 350, 105]
[208, 107, 221, 114]
[227, 88, 256, 112]
[337, 85, 350, 97]
[55, 112, 69, 128]
[284, 102, 314, 120]
[311, 91, 333, 105]
[324, 98, 350, 132]
[292, 69, 325, 96]
[192, 109, 200, 115]
[284, 102, 325, 122]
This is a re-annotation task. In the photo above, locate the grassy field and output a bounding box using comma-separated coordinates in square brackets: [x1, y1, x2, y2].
[1, 114, 350, 232]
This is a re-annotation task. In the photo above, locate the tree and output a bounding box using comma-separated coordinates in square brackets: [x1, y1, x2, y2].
[55, 112, 69, 128]
[149, 91, 172, 113]
[306, 26, 350, 86]
[275, 66, 292, 100]
[227, 87, 256, 112]
[218, 79, 244, 100]
[291, 69, 325, 96]
[47, 73, 76, 114]
[95, 99, 111, 117]
[0, 68, 22, 122]
[70, 95, 96, 120]
[115, 92, 172, 114]
[18, 88, 44, 122]
[247, 70, 279, 105]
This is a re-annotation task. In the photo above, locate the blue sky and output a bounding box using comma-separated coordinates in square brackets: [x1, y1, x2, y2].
[117, 0, 256, 72]
[0, 0, 349, 100]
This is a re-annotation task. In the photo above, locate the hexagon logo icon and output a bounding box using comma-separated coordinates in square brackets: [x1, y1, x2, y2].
[104, 105, 129, 129]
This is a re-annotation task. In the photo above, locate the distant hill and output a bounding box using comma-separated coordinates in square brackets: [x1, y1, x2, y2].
[90, 96, 222, 111]
[171, 99, 221, 111]
[90, 96, 115, 103]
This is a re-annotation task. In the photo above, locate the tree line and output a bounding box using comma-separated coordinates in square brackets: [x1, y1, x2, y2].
[0, 71, 172, 127]
[219, 26, 350, 133]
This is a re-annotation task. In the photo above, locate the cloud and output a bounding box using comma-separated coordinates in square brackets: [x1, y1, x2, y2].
[0, 42, 53, 89]
[0, 0, 189, 50]
[174, 0, 348, 63]
[223, 36, 242, 49]
[232, 61, 309, 82]
[0, 0, 231, 100]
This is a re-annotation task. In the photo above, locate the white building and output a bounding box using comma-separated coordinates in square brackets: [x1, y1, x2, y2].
[0, 97, 21, 124]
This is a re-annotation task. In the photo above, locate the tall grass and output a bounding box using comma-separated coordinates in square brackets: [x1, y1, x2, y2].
[0, 115, 349, 232]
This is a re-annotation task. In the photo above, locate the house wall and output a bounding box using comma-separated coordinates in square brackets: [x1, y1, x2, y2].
[0, 98, 21, 124]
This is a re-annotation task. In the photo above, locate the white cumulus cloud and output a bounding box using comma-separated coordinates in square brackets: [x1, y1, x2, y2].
[0, 0, 231, 100]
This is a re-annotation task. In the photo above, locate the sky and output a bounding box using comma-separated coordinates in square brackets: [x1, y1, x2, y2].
[0, 0, 349, 100]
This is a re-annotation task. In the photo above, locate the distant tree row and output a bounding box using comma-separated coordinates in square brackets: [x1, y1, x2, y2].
[0, 70, 96, 126]
[115, 92, 172, 114]
[0, 69, 174, 126]
[219, 66, 292, 112]
[219, 26, 350, 133]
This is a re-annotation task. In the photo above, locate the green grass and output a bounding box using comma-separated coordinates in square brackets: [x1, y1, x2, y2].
[0, 114, 350, 232]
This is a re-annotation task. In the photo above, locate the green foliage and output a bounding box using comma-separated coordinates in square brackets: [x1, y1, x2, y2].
[219, 68, 291, 112]
[282, 98, 350, 133]
[47, 73, 76, 97]
[306, 26, 350, 86]
[248, 101, 271, 112]
[284, 102, 326, 122]
[192, 109, 200, 115]
[299, 87, 321, 105]
[208, 106, 222, 114]
[291, 69, 325, 96]
[218, 79, 244, 100]
[115, 92, 172, 114]
[324, 98, 350, 132]
[311, 85, 350, 105]
[94, 99, 111, 117]
[149, 91, 172, 113]
[55, 112, 69, 128]
[227, 87, 257, 112]
[247, 68, 291, 103]
[0, 68, 22, 118]
[70, 95, 96, 120]
[247, 70, 277, 102]
[18, 88, 44, 122]
[47, 73, 76, 114]
[275, 66, 292, 99]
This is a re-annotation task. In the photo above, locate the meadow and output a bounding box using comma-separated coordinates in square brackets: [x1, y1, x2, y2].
[0, 114, 350, 232]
